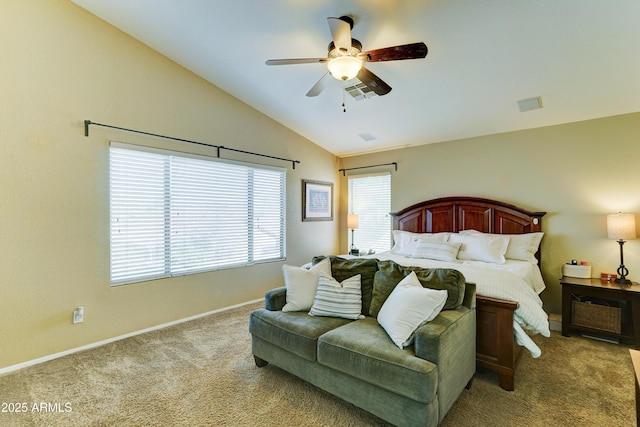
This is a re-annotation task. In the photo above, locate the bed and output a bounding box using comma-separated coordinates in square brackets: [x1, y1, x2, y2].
[384, 196, 549, 391]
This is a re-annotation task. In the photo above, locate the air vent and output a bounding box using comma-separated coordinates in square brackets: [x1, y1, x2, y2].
[517, 96, 543, 112]
[358, 133, 376, 142]
[343, 80, 379, 101]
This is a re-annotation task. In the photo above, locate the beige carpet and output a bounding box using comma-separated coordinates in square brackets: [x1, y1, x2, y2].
[0, 302, 635, 426]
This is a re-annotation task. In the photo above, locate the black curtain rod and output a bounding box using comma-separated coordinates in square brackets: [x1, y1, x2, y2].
[338, 162, 397, 176]
[84, 120, 301, 169]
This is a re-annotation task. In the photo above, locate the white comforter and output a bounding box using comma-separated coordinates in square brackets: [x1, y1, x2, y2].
[355, 252, 551, 358]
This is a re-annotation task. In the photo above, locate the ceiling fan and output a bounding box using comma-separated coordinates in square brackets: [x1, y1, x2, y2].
[266, 16, 428, 97]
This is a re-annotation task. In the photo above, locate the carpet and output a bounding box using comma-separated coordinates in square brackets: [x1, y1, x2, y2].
[0, 301, 635, 426]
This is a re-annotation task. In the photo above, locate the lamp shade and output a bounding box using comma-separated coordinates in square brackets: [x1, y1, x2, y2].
[327, 56, 362, 81]
[607, 212, 636, 240]
[347, 213, 359, 229]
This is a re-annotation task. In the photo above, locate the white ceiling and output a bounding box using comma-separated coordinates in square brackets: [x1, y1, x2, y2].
[71, 0, 640, 157]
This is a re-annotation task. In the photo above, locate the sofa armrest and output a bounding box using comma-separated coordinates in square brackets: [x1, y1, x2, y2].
[265, 286, 287, 311]
[462, 282, 476, 310]
[413, 283, 476, 421]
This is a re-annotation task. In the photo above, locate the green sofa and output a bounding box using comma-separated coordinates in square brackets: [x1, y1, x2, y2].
[249, 258, 476, 427]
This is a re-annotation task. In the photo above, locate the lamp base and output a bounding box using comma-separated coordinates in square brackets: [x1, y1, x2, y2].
[614, 277, 632, 285]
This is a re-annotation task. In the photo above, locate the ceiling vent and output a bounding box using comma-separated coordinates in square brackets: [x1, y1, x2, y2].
[344, 80, 379, 101]
[358, 133, 376, 142]
[517, 96, 543, 112]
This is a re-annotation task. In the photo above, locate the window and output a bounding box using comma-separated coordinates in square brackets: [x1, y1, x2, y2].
[109, 142, 286, 285]
[348, 173, 391, 254]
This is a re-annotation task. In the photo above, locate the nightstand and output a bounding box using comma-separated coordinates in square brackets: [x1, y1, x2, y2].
[559, 276, 640, 348]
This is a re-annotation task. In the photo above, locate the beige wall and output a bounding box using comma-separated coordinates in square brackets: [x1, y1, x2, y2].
[339, 112, 640, 314]
[0, 1, 340, 369]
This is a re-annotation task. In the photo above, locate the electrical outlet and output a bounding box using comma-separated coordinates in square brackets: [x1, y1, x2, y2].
[73, 307, 84, 324]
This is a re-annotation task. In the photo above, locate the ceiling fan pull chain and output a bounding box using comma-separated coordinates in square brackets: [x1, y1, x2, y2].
[342, 83, 347, 113]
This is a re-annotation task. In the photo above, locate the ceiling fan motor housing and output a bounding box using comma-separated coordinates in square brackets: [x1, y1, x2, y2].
[327, 39, 362, 58]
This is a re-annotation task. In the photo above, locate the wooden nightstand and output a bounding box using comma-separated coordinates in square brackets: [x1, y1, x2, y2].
[560, 276, 640, 348]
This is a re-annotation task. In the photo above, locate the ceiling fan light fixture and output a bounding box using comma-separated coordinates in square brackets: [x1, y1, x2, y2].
[327, 56, 362, 81]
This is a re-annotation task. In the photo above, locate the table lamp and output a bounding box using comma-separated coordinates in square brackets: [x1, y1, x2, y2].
[347, 213, 359, 256]
[607, 212, 636, 284]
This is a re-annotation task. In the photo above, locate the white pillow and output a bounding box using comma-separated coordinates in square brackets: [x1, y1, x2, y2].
[282, 258, 331, 312]
[411, 240, 462, 262]
[377, 271, 448, 349]
[309, 272, 364, 320]
[391, 230, 449, 256]
[460, 230, 543, 264]
[449, 233, 509, 264]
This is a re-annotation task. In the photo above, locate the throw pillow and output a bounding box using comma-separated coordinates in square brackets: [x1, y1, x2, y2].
[309, 272, 364, 320]
[282, 258, 331, 312]
[390, 230, 449, 256]
[377, 271, 448, 348]
[312, 256, 378, 316]
[449, 233, 509, 264]
[411, 240, 462, 261]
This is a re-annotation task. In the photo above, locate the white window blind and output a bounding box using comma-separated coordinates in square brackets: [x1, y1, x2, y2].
[110, 142, 286, 285]
[348, 173, 391, 254]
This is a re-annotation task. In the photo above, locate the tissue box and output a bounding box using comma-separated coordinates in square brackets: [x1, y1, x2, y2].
[562, 264, 591, 279]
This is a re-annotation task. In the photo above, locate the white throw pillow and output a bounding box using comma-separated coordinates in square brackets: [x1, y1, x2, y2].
[282, 258, 331, 312]
[309, 272, 364, 320]
[459, 230, 543, 264]
[377, 271, 448, 349]
[411, 240, 462, 262]
[391, 230, 449, 256]
[449, 233, 509, 264]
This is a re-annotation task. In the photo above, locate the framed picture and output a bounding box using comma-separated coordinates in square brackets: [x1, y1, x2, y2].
[302, 180, 333, 221]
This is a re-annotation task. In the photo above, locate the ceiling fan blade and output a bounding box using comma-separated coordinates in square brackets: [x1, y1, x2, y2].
[266, 58, 329, 66]
[306, 73, 331, 97]
[327, 17, 352, 51]
[356, 67, 392, 96]
[360, 42, 428, 62]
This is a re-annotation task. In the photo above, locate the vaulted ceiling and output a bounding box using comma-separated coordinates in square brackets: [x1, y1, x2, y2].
[71, 0, 640, 156]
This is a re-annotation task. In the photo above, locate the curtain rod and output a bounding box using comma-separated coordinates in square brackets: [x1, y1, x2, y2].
[338, 162, 397, 176]
[84, 120, 301, 169]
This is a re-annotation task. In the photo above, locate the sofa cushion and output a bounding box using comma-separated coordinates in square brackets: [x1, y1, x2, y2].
[249, 308, 351, 361]
[282, 258, 331, 312]
[369, 260, 466, 318]
[309, 272, 365, 320]
[312, 256, 378, 316]
[317, 317, 438, 403]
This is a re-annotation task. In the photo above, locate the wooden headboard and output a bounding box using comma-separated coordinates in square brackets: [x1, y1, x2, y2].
[390, 196, 546, 234]
[390, 196, 546, 263]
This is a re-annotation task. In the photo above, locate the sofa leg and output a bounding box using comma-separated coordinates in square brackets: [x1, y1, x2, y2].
[465, 378, 474, 390]
[254, 355, 269, 368]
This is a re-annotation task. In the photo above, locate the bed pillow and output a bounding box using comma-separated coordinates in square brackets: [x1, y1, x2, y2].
[449, 233, 509, 264]
[282, 258, 331, 312]
[311, 256, 378, 316]
[309, 272, 364, 320]
[377, 271, 448, 348]
[459, 230, 544, 264]
[411, 240, 462, 262]
[369, 260, 466, 317]
[391, 230, 449, 256]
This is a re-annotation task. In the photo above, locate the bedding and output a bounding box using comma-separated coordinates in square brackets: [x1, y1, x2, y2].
[353, 251, 550, 358]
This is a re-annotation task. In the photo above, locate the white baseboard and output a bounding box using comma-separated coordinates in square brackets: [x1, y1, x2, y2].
[0, 298, 262, 376]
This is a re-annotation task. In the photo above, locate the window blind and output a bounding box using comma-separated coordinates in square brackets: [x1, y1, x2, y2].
[110, 142, 286, 285]
[348, 173, 391, 254]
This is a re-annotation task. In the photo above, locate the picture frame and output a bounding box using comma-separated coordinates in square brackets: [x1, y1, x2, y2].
[302, 179, 333, 221]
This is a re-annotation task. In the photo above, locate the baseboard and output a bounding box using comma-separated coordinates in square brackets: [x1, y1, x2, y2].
[0, 298, 262, 376]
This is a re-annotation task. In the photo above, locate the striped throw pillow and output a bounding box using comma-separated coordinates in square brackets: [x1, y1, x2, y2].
[309, 272, 364, 320]
[411, 240, 462, 262]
